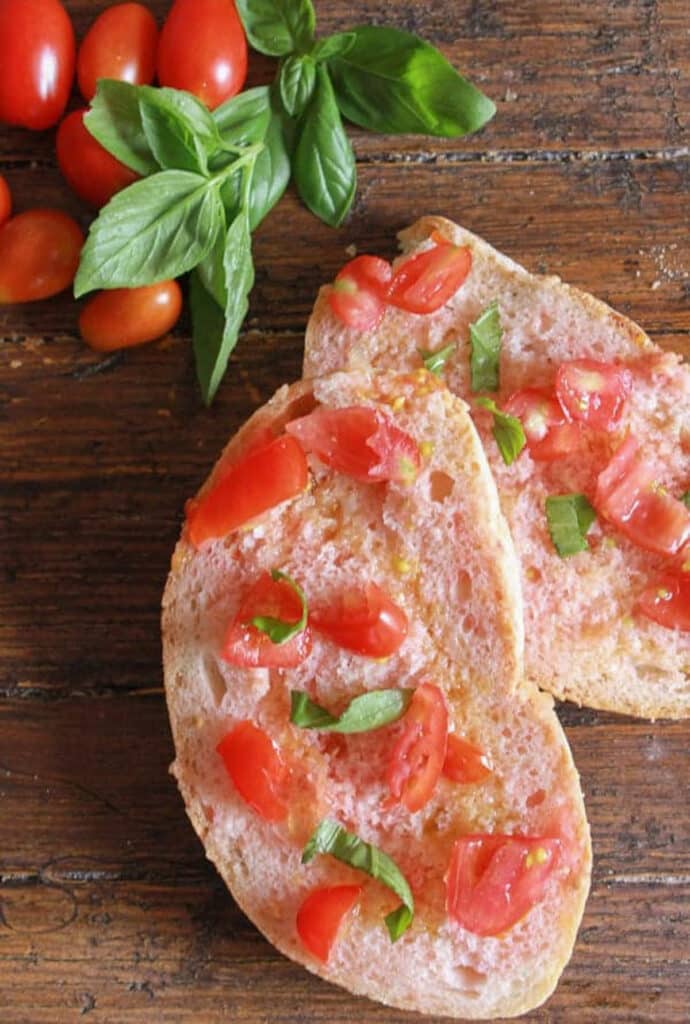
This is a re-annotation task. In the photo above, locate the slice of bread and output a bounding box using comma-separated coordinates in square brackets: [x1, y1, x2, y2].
[303, 218, 690, 719]
[162, 370, 591, 1019]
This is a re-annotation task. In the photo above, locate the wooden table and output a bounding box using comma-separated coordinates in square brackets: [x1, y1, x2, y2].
[2, 2, 689, 1021]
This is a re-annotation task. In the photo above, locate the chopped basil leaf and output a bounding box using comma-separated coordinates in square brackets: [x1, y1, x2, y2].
[250, 569, 308, 644]
[681, 490, 690, 509]
[302, 819, 414, 941]
[418, 342, 456, 376]
[469, 300, 502, 392]
[290, 688, 413, 733]
[474, 397, 526, 465]
[545, 494, 597, 557]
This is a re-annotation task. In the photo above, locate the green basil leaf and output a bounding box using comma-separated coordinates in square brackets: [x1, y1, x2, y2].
[328, 26, 495, 137]
[293, 65, 356, 228]
[290, 688, 413, 733]
[74, 170, 222, 296]
[138, 86, 223, 174]
[213, 86, 273, 146]
[236, 0, 315, 57]
[251, 569, 307, 644]
[681, 491, 690, 509]
[474, 397, 526, 466]
[189, 271, 227, 406]
[85, 80, 158, 175]
[546, 494, 597, 557]
[280, 55, 317, 117]
[302, 819, 414, 942]
[312, 32, 356, 63]
[419, 342, 456, 377]
[470, 300, 502, 392]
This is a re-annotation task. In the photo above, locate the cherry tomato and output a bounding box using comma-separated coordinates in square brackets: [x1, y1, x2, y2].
[556, 359, 633, 430]
[310, 582, 408, 658]
[157, 0, 248, 110]
[502, 388, 581, 462]
[387, 238, 472, 315]
[296, 885, 362, 963]
[387, 682, 448, 812]
[79, 281, 182, 352]
[446, 834, 560, 937]
[442, 734, 492, 784]
[222, 571, 313, 669]
[328, 255, 392, 332]
[186, 435, 309, 547]
[57, 108, 139, 209]
[0, 0, 75, 130]
[637, 571, 690, 632]
[0, 210, 83, 304]
[217, 721, 289, 822]
[286, 406, 421, 485]
[0, 174, 11, 227]
[77, 2, 158, 103]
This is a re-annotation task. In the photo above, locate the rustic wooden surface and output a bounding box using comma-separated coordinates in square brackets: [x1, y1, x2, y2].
[1, 2, 689, 1022]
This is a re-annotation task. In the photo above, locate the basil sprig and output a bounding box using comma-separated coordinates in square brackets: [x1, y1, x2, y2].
[545, 494, 597, 557]
[302, 819, 414, 941]
[419, 342, 456, 377]
[475, 397, 526, 466]
[290, 688, 412, 733]
[250, 569, 308, 644]
[470, 300, 502, 392]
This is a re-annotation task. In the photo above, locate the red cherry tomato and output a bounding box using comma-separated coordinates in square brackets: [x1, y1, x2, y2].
[637, 571, 690, 632]
[556, 358, 633, 430]
[57, 108, 139, 209]
[296, 885, 363, 963]
[186, 435, 309, 547]
[222, 571, 313, 669]
[446, 834, 560, 937]
[286, 406, 421, 485]
[502, 388, 581, 462]
[77, 2, 158, 103]
[0, 0, 75, 130]
[79, 281, 182, 352]
[328, 255, 392, 332]
[0, 210, 83, 304]
[442, 734, 492, 784]
[594, 436, 690, 557]
[387, 682, 448, 812]
[217, 721, 289, 822]
[310, 582, 408, 658]
[388, 238, 472, 315]
[0, 174, 11, 227]
[157, 0, 248, 110]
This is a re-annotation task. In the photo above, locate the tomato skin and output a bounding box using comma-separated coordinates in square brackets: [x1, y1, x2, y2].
[310, 582, 408, 658]
[0, 0, 75, 130]
[446, 834, 560, 937]
[57, 109, 139, 209]
[157, 0, 248, 110]
[637, 571, 690, 632]
[556, 359, 633, 430]
[387, 682, 448, 812]
[296, 885, 363, 963]
[0, 210, 83, 304]
[442, 734, 492, 784]
[77, 2, 158, 103]
[79, 281, 182, 352]
[217, 721, 289, 822]
[503, 388, 581, 462]
[0, 174, 11, 227]
[328, 255, 393, 332]
[186, 435, 309, 547]
[222, 571, 313, 669]
[387, 240, 472, 315]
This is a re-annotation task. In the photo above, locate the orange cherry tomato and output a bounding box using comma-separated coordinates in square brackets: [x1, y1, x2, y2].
[637, 571, 690, 632]
[442, 734, 492, 784]
[79, 280, 182, 353]
[0, 210, 83, 304]
[296, 885, 363, 963]
[387, 682, 448, 812]
[57, 108, 139, 209]
[310, 582, 408, 658]
[77, 2, 158, 103]
[0, 173, 11, 227]
[222, 571, 313, 669]
[217, 721, 289, 822]
[387, 239, 472, 315]
[328, 255, 392, 332]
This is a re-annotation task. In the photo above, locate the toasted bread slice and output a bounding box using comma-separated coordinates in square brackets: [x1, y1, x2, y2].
[162, 371, 591, 1019]
[303, 218, 690, 719]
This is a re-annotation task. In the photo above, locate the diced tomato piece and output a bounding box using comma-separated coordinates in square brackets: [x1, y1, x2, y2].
[328, 255, 392, 332]
[387, 682, 448, 812]
[556, 358, 633, 430]
[446, 834, 560, 937]
[594, 436, 690, 557]
[388, 238, 472, 315]
[502, 388, 581, 462]
[186, 435, 309, 546]
[442, 734, 492, 784]
[310, 582, 408, 658]
[217, 721, 289, 822]
[222, 572, 312, 669]
[286, 405, 420, 485]
[296, 884, 363, 963]
[637, 571, 690, 632]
